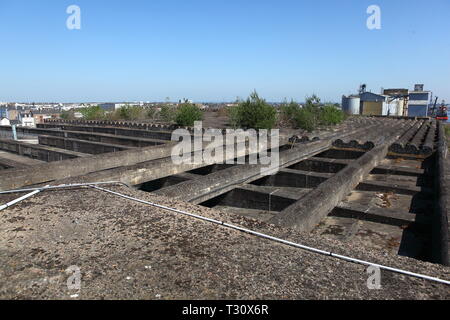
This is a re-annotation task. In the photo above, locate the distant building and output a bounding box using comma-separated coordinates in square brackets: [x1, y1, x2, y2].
[383, 89, 408, 116]
[0, 117, 10, 126]
[0, 107, 7, 119]
[19, 112, 36, 127]
[408, 84, 431, 117]
[341, 95, 360, 115]
[344, 84, 432, 117]
[359, 92, 389, 115]
[98, 103, 127, 111]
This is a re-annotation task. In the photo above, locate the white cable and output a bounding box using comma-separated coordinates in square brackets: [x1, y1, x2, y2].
[0, 181, 127, 195]
[91, 185, 450, 286]
[0, 189, 42, 211]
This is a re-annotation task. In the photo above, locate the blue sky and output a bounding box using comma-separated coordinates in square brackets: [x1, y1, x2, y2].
[0, 0, 449, 102]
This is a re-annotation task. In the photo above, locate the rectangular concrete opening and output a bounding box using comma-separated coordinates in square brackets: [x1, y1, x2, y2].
[250, 170, 328, 188]
[288, 159, 347, 173]
[138, 175, 190, 192]
[315, 148, 365, 159]
[187, 164, 234, 175]
[199, 187, 296, 212]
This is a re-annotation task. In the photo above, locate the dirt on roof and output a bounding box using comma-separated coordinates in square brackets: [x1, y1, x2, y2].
[0, 185, 449, 300]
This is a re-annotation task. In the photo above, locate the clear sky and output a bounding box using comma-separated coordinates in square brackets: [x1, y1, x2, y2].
[0, 0, 449, 103]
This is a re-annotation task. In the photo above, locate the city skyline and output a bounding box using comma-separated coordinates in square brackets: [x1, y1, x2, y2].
[1, 0, 449, 103]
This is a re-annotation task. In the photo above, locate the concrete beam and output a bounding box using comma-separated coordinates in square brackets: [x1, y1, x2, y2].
[38, 129, 167, 147]
[422, 120, 436, 155]
[432, 121, 449, 265]
[0, 133, 282, 191]
[37, 123, 174, 140]
[38, 135, 134, 154]
[0, 138, 89, 162]
[0, 141, 177, 191]
[0, 151, 45, 169]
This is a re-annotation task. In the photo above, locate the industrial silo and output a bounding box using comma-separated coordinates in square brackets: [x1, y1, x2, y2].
[341, 95, 360, 115]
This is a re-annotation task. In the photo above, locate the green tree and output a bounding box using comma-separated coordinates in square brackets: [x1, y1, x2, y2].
[60, 109, 75, 120]
[160, 104, 176, 123]
[116, 105, 145, 120]
[280, 100, 301, 126]
[80, 105, 105, 120]
[279, 95, 345, 131]
[230, 91, 277, 129]
[319, 104, 345, 125]
[175, 103, 203, 127]
[294, 108, 316, 132]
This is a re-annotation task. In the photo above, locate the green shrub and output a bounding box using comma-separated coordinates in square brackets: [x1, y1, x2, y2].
[60, 109, 75, 120]
[319, 105, 345, 125]
[116, 105, 145, 120]
[294, 108, 316, 132]
[228, 104, 243, 129]
[146, 107, 158, 120]
[175, 103, 203, 127]
[279, 95, 345, 131]
[160, 105, 176, 123]
[80, 106, 105, 120]
[280, 100, 301, 126]
[230, 91, 277, 129]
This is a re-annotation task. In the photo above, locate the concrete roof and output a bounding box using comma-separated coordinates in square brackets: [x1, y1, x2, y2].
[0, 185, 448, 299]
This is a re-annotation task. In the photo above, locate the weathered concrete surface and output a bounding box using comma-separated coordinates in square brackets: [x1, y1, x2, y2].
[0, 151, 44, 169]
[0, 185, 448, 299]
[0, 127, 289, 191]
[269, 123, 412, 232]
[299, 117, 383, 142]
[37, 123, 174, 141]
[332, 201, 429, 227]
[267, 146, 391, 231]
[61, 137, 285, 188]
[37, 128, 167, 147]
[334, 119, 411, 150]
[43, 118, 180, 131]
[388, 120, 438, 155]
[0, 142, 177, 191]
[432, 121, 449, 265]
[154, 121, 388, 203]
[155, 139, 332, 204]
[422, 120, 437, 155]
[0, 138, 89, 162]
[38, 135, 134, 154]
